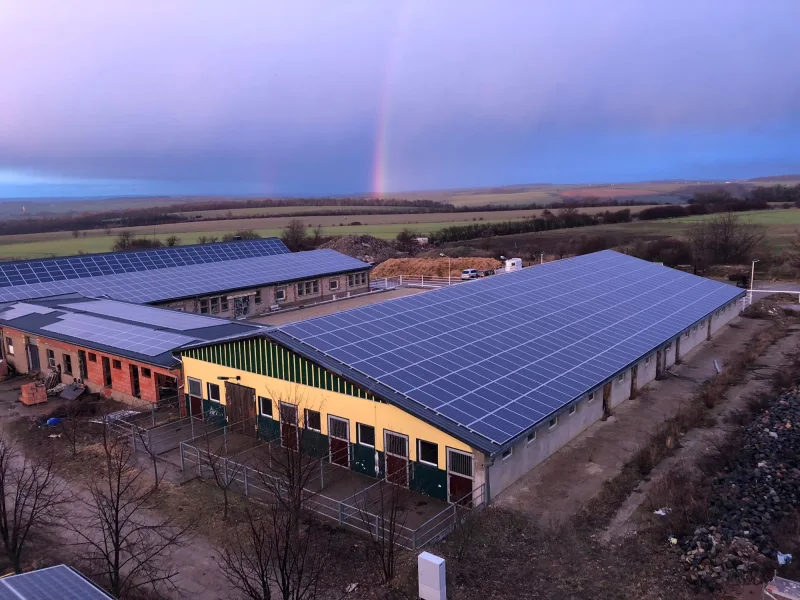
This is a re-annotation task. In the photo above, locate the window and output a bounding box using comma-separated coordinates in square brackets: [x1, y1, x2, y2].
[62, 354, 72, 375]
[587, 391, 595, 402]
[568, 404, 577, 416]
[296, 280, 320, 297]
[258, 396, 273, 417]
[275, 289, 287, 302]
[329, 279, 339, 291]
[254, 290, 262, 305]
[220, 297, 229, 311]
[645, 355, 651, 365]
[102, 356, 112, 387]
[141, 368, 151, 378]
[357, 423, 375, 447]
[188, 377, 202, 398]
[88, 353, 97, 362]
[526, 430, 536, 444]
[46, 349, 56, 368]
[417, 440, 438, 466]
[666, 343, 672, 350]
[199, 299, 209, 314]
[348, 272, 368, 287]
[549, 417, 558, 429]
[617, 372, 625, 383]
[304, 409, 321, 431]
[684, 331, 689, 338]
[502, 448, 513, 461]
[692, 325, 698, 332]
[5, 337, 13, 356]
[700, 320, 705, 327]
[112, 359, 122, 370]
[210, 297, 220, 314]
[207, 382, 221, 403]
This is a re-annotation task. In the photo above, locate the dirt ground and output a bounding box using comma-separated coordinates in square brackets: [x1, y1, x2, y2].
[495, 316, 771, 526]
[372, 257, 502, 278]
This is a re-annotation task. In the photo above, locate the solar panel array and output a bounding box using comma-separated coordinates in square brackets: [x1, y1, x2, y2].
[42, 313, 196, 356]
[279, 251, 742, 447]
[65, 299, 225, 330]
[0, 302, 54, 321]
[0, 565, 112, 600]
[0, 248, 368, 304]
[0, 238, 289, 290]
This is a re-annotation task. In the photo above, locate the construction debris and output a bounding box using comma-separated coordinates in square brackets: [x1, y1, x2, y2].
[320, 235, 398, 263]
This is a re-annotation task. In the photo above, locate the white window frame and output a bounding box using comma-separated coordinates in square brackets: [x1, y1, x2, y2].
[644, 355, 651, 365]
[254, 290, 262, 305]
[46, 349, 56, 368]
[304, 409, 321, 432]
[356, 422, 375, 447]
[617, 372, 625, 383]
[207, 382, 221, 403]
[526, 430, 536, 445]
[5, 337, 13, 356]
[587, 391, 595, 402]
[275, 288, 287, 302]
[502, 448, 513, 461]
[549, 417, 558, 429]
[258, 396, 272, 417]
[187, 377, 202, 398]
[417, 439, 438, 467]
[568, 404, 577, 416]
[329, 279, 339, 291]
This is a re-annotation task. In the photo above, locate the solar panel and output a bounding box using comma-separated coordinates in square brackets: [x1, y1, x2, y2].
[42, 313, 196, 356]
[0, 238, 290, 289]
[279, 250, 743, 446]
[64, 299, 225, 330]
[0, 302, 54, 320]
[0, 249, 367, 304]
[0, 565, 112, 600]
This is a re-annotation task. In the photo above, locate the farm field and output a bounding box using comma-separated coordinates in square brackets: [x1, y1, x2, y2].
[0, 205, 656, 260]
[177, 205, 413, 218]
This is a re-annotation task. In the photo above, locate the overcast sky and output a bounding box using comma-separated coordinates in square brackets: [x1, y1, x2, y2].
[1, 1, 799, 198]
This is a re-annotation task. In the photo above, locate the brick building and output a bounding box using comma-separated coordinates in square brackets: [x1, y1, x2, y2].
[0, 295, 264, 405]
[0, 239, 372, 320]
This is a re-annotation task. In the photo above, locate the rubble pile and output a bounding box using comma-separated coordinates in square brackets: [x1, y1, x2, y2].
[320, 235, 398, 264]
[677, 390, 800, 589]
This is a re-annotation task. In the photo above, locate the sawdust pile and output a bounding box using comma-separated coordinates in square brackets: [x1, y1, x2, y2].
[372, 257, 502, 278]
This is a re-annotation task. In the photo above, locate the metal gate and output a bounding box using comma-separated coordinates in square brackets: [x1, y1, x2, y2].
[447, 448, 473, 505]
[385, 431, 409, 487]
[328, 416, 350, 467]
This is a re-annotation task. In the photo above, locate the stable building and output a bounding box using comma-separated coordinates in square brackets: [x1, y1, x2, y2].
[0, 295, 263, 405]
[177, 250, 744, 504]
[0, 239, 372, 319]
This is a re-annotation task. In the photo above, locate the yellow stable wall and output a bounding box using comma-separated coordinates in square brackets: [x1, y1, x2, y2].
[183, 356, 473, 466]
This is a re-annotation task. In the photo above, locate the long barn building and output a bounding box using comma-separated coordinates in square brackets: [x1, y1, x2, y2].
[0, 239, 371, 319]
[178, 250, 744, 504]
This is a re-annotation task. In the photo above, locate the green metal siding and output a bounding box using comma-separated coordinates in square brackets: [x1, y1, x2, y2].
[301, 429, 329, 459]
[257, 416, 281, 442]
[352, 444, 381, 478]
[203, 400, 226, 426]
[410, 461, 448, 501]
[182, 338, 377, 402]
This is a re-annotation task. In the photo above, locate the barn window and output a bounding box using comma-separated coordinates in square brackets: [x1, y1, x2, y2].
[62, 354, 72, 375]
[617, 372, 625, 383]
[275, 289, 286, 302]
[254, 290, 262, 304]
[526, 430, 536, 444]
[141, 368, 151, 378]
[502, 448, 513, 461]
[258, 396, 272, 417]
[418, 440, 438, 466]
[568, 404, 577, 415]
[329, 279, 339, 291]
[210, 297, 220, 314]
[112, 359, 121, 369]
[448, 449, 473, 478]
[5, 338, 13, 356]
[645, 355, 651, 365]
[207, 383, 221, 402]
[357, 423, 375, 447]
[88, 353, 97, 362]
[188, 377, 202, 398]
[199, 299, 209, 314]
[587, 391, 595, 402]
[221, 297, 229, 311]
[304, 409, 321, 431]
[549, 417, 558, 429]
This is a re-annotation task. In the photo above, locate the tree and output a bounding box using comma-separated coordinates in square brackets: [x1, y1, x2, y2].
[165, 235, 181, 247]
[280, 220, 308, 251]
[0, 438, 67, 573]
[217, 509, 275, 600]
[69, 428, 192, 598]
[394, 229, 418, 253]
[688, 213, 765, 268]
[196, 422, 245, 520]
[223, 229, 262, 242]
[311, 225, 325, 248]
[354, 479, 408, 583]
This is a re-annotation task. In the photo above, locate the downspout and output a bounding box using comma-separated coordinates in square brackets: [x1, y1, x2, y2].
[484, 455, 494, 505]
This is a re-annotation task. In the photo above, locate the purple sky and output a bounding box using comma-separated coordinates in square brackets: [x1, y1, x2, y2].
[1, 1, 799, 197]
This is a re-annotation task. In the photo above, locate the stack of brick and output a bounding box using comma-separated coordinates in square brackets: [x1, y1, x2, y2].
[19, 382, 47, 406]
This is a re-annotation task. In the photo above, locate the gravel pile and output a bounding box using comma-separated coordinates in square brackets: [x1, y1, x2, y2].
[677, 389, 800, 589]
[320, 235, 398, 263]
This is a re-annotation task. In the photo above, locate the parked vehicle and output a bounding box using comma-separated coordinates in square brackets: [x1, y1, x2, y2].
[461, 269, 479, 280]
[478, 269, 495, 277]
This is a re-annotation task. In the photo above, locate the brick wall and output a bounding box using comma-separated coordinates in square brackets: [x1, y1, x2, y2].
[0, 326, 179, 406]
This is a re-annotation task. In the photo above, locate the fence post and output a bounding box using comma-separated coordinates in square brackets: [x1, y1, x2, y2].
[197, 447, 202, 476]
[338, 502, 345, 527]
[224, 425, 228, 454]
[243, 467, 248, 496]
[412, 528, 418, 550]
[319, 459, 324, 490]
[180, 443, 185, 471]
[399, 275, 403, 287]
[421, 275, 424, 287]
[131, 424, 137, 452]
[191, 415, 195, 440]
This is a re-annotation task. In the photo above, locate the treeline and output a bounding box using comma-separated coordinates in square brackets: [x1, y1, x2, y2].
[637, 190, 776, 221]
[428, 208, 633, 244]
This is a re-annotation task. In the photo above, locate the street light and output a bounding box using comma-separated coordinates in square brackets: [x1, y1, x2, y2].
[749, 259, 759, 306]
[439, 253, 451, 285]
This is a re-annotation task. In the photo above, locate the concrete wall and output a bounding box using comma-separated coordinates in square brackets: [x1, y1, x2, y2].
[157, 269, 371, 317]
[0, 326, 178, 405]
[486, 392, 604, 498]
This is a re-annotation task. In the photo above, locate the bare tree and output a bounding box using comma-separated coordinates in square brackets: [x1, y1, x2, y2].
[394, 228, 418, 253]
[688, 213, 765, 268]
[280, 219, 308, 251]
[69, 428, 192, 598]
[72, 229, 81, 238]
[311, 225, 325, 248]
[218, 508, 274, 600]
[0, 438, 68, 573]
[197, 422, 244, 520]
[59, 402, 82, 459]
[133, 426, 160, 491]
[354, 478, 409, 583]
[165, 235, 181, 247]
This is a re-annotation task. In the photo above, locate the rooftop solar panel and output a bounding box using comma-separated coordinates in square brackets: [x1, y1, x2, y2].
[64, 299, 225, 330]
[42, 313, 196, 356]
[0, 238, 289, 289]
[0, 302, 55, 320]
[278, 250, 743, 447]
[0, 248, 368, 304]
[0, 565, 112, 599]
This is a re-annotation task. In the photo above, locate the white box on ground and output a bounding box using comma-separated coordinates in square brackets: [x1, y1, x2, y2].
[418, 552, 446, 600]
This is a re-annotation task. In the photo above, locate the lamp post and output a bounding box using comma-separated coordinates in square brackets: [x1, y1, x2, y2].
[439, 253, 451, 285]
[540, 252, 544, 265]
[749, 259, 759, 306]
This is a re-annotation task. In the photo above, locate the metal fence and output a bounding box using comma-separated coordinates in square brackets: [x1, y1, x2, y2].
[178, 427, 486, 550]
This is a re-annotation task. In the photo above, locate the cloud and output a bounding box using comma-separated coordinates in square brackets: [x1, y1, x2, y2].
[0, 0, 799, 195]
